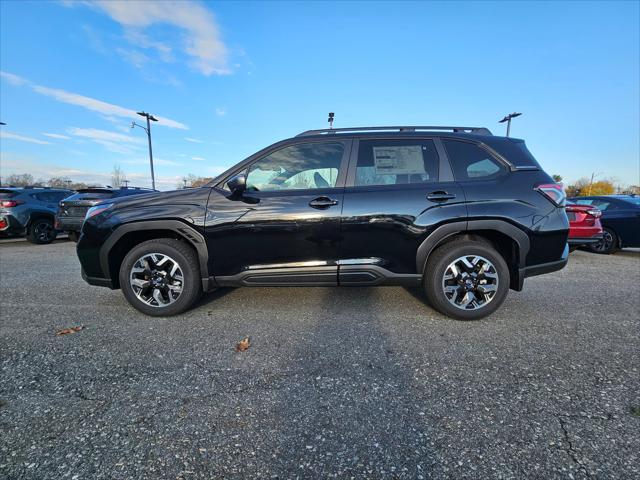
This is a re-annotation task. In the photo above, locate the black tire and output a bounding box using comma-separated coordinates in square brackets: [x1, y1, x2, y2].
[589, 228, 618, 255]
[423, 239, 510, 321]
[67, 231, 80, 243]
[27, 218, 57, 244]
[119, 238, 202, 316]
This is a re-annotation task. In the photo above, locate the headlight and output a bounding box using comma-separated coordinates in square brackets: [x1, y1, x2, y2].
[85, 203, 114, 219]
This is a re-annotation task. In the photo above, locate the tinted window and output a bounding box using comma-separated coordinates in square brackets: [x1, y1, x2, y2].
[0, 190, 18, 199]
[67, 191, 115, 201]
[619, 197, 640, 206]
[355, 139, 439, 187]
[246, 142, 344, 192]
[443, 140, 505, 180]
[574, 198, 614, 211]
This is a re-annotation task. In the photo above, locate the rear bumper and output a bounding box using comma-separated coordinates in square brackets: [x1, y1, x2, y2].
[517, 243, 569, 289]
[568, 234, 603, 246]
[81, 268, 116, 289]
[0, 214, 25, 235]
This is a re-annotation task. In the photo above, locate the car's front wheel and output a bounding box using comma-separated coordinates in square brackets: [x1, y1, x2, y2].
[119, 238, 202, 316]
[423, 239, 510, 320]
[27, 218, 57, 244]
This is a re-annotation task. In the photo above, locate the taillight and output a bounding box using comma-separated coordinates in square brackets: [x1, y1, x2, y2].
[0, 200, 23, 208]
[586, 209, 601, 218]
[536, 183, 566, 207]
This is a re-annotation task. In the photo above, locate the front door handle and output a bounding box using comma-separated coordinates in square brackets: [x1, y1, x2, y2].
[309, 197, 339, 209]
[427, 191, 456, 202]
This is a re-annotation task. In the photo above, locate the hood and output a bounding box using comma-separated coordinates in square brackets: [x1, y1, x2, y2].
[109, 187, 212, 210]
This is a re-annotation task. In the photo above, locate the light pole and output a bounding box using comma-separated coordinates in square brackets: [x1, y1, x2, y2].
[131, 111, 158, 190]
[499, 112, 522, 137]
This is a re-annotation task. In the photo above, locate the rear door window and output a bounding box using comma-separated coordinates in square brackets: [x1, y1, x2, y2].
[354, 139, 440, 187]
[443, 140, 506, 181]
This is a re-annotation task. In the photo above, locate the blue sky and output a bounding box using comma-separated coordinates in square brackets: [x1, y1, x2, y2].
[1, 0, 638, 190]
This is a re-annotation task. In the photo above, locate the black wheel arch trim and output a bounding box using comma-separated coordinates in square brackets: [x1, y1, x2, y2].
[99, 220, 209, 286]
[415, 219, 530, 278]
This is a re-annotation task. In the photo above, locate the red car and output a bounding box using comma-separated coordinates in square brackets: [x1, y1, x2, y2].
[566, 203, 603, 251]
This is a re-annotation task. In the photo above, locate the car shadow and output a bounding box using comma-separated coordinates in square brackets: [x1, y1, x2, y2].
[262, 287, 440, 477]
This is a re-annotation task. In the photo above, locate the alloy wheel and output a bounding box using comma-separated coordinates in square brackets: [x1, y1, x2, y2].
[129, 253, 184, 307]
[593, 230, 614, 253]
[442, 255, 499, 310]
[34, 221, 54, 242]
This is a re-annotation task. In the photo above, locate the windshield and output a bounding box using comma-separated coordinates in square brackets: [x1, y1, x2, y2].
[67, 190, 115, 201]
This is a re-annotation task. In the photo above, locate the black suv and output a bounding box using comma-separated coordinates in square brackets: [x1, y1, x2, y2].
[57, 186, 155, 242]
[77, 126, 569, 320]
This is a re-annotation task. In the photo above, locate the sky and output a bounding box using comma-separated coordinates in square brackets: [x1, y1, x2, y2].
[1, 0, 639, 190]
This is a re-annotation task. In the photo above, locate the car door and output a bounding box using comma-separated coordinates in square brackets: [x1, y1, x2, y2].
[594, 198, 640, 247]
[205, 139, 351, 284]
[339, 137, 466, 282]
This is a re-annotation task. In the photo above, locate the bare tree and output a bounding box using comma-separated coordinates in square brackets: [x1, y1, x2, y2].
[177, 174, 214, 189]
[3, 173, 37, 187]
[111, 165, 125, 188]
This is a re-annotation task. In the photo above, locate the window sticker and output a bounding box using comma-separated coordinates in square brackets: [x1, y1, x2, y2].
[373, 145, 425, 175]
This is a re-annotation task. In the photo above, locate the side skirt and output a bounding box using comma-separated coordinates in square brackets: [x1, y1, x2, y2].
[210, 265, 422, 288]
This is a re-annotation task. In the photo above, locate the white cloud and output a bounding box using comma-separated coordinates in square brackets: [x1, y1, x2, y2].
[191, 156, 205, 161]
[0, 71, 28, 86]
[84, 0, 229, 76]
[122, 157, 182, 166]
[0, 70, 188, 130]
[115, 48, 150, 69]
[215, 107, 226, 116]
[43, 133, 71, 140]
[66, 127, 144, 154]
[184, 137, 203, 143]
[67, 127, 142, 143]
[1, 153, 183, 190]
[1, 131, 51, 145]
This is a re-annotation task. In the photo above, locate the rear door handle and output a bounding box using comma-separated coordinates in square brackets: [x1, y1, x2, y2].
[427, 191, 456, 202]
[309, 197, 339, 209]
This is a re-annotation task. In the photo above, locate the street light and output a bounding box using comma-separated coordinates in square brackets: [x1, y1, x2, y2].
[498, 112, 522, 137]
[131, 111, 158, 190]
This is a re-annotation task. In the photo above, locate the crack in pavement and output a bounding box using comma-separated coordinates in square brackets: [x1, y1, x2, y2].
[557, 415, 590, 477]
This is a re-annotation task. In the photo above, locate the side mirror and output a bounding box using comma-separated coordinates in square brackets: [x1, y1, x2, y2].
[227, 174, 247, 195]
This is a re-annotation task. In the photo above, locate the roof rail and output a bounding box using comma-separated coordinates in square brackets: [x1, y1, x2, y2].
[296, 126, 493, 137]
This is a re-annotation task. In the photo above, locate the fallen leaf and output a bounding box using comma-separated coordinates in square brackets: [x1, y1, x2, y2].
[235, 337, 250, 352]
[56, 325, 85, 336]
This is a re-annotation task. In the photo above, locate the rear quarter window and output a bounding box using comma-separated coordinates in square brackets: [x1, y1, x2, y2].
[443, 140, 506, 181]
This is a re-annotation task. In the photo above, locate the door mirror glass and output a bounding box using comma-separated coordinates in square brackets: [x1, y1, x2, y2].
[227, 174, 247, 195]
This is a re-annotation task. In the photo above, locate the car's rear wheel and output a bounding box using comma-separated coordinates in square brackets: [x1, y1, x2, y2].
[119, 238, 202, 316]
[27, 218, 57, 244]
[423, 239, 510, 320]
[590, 228, 618, 254]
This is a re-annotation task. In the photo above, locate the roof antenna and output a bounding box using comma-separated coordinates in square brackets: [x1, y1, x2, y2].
[328, 112, 334, 130]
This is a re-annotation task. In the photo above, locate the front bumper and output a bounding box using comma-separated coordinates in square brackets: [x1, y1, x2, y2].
[56, 216, 85, 232]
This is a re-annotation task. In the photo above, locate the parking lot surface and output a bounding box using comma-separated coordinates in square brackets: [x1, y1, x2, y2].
[1, 240, 638, 479]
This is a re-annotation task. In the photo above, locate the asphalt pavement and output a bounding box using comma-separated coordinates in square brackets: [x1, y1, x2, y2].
[1, 240, 638, 479]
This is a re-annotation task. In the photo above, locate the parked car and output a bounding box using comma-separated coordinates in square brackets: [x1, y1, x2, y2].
[0, 187, 73, 244]
[568, 195, 640, 254]
[76, 125, 569, 320]
[56, 186, 156, 242]
[566, 203, 603, 251]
